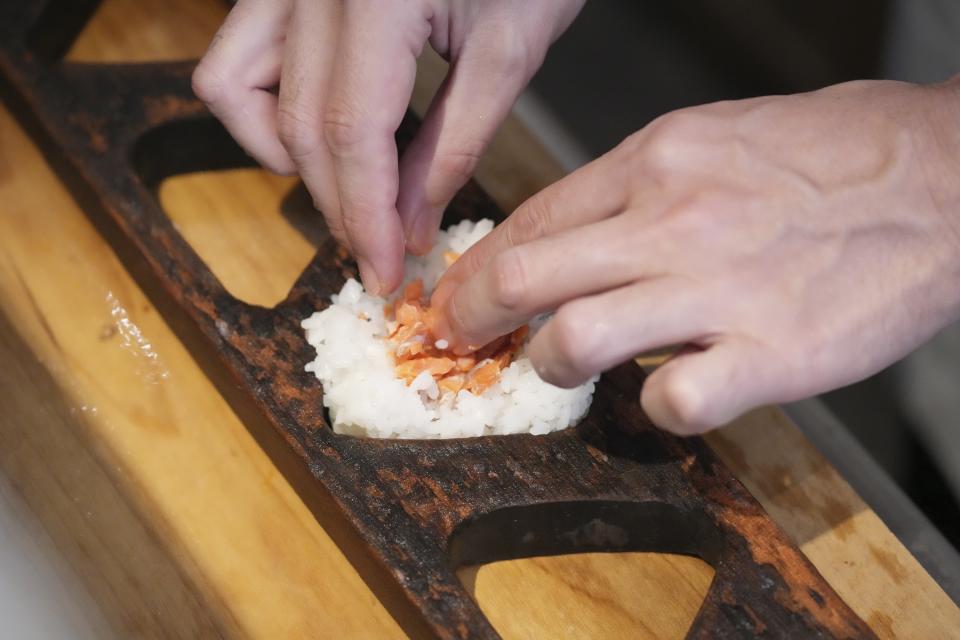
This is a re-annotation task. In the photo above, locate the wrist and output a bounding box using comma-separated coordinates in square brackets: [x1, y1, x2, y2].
[917, 77, 960, 319]
[924, 77, 960, 224]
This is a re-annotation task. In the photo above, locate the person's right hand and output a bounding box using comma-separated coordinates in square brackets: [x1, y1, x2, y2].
[192, 0, 584, 295]
[430, 79, 960, 435]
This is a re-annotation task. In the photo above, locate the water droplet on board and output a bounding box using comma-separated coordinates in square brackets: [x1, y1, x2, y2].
[105, 291, 170, 384]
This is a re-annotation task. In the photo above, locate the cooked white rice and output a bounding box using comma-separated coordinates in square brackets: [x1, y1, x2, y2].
[301, 219, 597, 439]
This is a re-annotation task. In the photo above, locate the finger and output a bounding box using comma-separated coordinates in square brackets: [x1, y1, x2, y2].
[436, 214, 656, 350]
[325, 1, 431, 295]
[397, 38, 535, 255]
[277, 0, 345, 243]
[192, 0, 295, 174]
[641, 338, 770, 435]
[431, 150, 631, 310]
[526, 278, 710, 388]
[400, 0, 586, 254]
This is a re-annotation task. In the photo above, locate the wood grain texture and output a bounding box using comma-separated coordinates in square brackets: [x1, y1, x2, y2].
[0, 0, 952, 638]
[67, 0, 225, 62]
[160, 170, 305, 307]
[0, 103, 404, 638]
[707, 408, 960, 639]
[460, 553, 715, 640]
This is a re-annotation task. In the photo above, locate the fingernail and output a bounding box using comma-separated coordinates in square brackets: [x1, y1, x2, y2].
[408, 209, 437, 255]
[357, 258, 382, 296]
[430, 298, 475, 355]
[428, 304, 450, 341]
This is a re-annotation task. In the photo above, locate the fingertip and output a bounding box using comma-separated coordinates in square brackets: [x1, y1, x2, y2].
[259, 153, 298, 177]
[640, 343, 754, 436]
[641, 365, 711, 436]
[429, 289, 477, 354]
[356, 250, 406, 297]
[530, 357, 588, 389]
[379, 267, 405, 296]
[429, 290, 457, 341]
[527, 333, 592, 390]
[404, 208, 441, 256]
[427, 303, 452, 344]
[355, 257, 383, 296]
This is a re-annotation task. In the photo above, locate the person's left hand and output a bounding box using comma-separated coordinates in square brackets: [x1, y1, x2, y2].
[192, 0, 583, 295]
[431, 79, 960, 434]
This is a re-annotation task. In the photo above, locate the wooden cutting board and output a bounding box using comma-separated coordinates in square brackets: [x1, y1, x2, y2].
[0, 0, 955, 638]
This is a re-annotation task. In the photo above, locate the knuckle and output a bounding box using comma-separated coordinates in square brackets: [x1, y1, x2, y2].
[323, 211, 350, 246]
[619, 128, 647, 156]
[338, 205, 366, 236]
[436, 144, 483, 185]
[472, 24, 537, 79]
[506, 196, 552, 247]
[322, 107, 366, 154]
[651, 109, 708, 141]
[653, 369, 711, 434]
[276, 105, 325, 159]
[191, 59, 227, 108]
[460, 242, 488, 276]
[636, 109, 701, 171]
[549, 308, 592, 377]
[643, 136, 682, 174]
[491, 39, 534, 77]
[660, 191, 727, 237]
[488, 249, 529, 312]
[656, 108, 704, 133]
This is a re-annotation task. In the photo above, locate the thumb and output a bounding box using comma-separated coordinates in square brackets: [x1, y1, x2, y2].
[398, 39, 536, 254]
[640, 340, 772, 436]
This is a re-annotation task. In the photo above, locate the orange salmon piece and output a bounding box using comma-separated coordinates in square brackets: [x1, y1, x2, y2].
[443, 251, 461, 268]
[438, 375, 465, 395]
[396, 340, 427, 358]
[395, 321, 427, 344]
[495, 350, 514, 370]
[467, 360, 500, 394]
[474, 335, 509, 362]
[406, 341, 425, 357]
[403, 278, 424, 302]
[395, 357, 456, 382]
[386, 276, 528, 393]
[395, 301, 420, 326]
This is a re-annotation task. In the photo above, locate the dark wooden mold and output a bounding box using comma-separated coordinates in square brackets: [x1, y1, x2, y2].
[0, 2, 876, 638]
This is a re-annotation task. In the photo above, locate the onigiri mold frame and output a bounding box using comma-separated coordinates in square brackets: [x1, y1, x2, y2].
[0, 2, 876, 638]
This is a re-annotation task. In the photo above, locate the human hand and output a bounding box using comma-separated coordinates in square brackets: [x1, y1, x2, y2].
[432, 79, 960, 434]
[192, 0, 584, 295]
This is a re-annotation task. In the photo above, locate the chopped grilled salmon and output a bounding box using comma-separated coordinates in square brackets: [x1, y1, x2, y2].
[438, 375, 466, 395]
[443, 251, 461, 268]
[466, 360, 501, 394]
[387, 277, 527, 397]
[395, 356, 457, 382]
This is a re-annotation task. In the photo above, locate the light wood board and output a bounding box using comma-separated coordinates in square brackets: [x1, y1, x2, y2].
[0, 0, 954, 638]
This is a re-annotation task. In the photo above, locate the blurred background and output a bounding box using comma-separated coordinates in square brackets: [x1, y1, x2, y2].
[522, 0, 960, 550]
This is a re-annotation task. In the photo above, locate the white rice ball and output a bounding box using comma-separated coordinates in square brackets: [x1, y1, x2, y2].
[301, 219, 597, 439]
